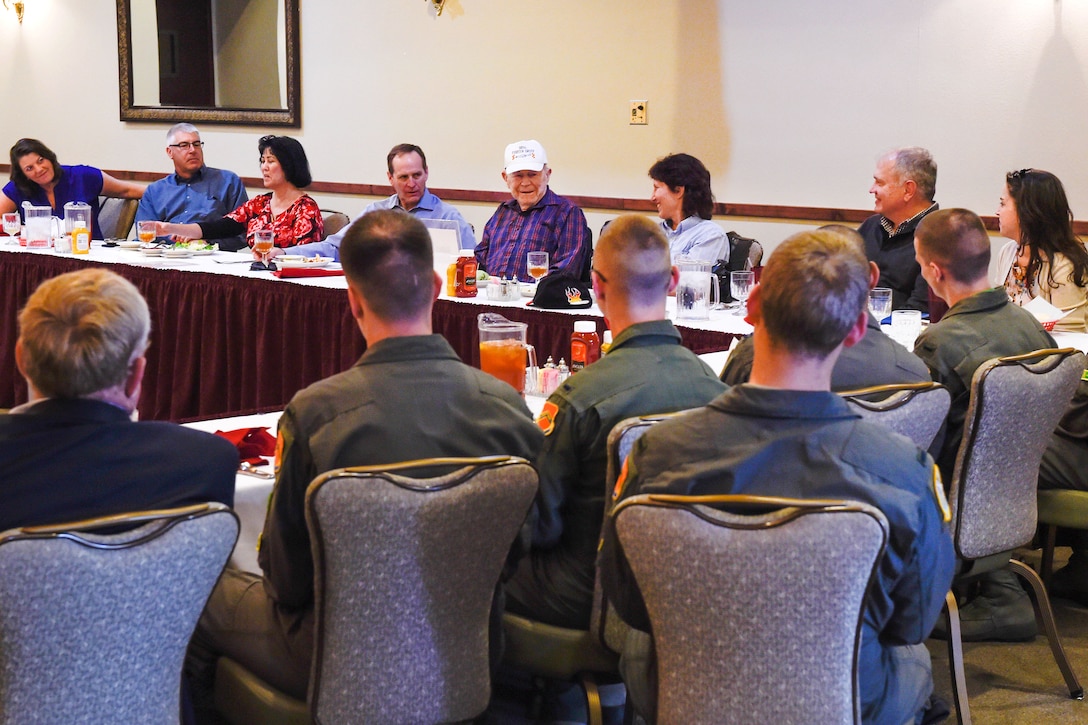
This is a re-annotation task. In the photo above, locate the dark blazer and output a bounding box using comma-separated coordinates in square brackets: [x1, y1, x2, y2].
[0, 398, 237, 531]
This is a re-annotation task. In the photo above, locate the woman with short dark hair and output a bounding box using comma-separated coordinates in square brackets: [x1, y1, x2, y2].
[994, 168, 1088, 332]
[648, 153, 725, 263]
[156, 135, 323, 249]
[1, 138, 144, 240]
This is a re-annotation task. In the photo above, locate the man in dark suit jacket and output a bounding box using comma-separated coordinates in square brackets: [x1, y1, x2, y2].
[0, 268, 236, 532]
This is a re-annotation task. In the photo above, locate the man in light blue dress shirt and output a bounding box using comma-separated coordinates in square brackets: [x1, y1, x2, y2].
[136, 123, 249, 251]
[285, 143, 476, 261]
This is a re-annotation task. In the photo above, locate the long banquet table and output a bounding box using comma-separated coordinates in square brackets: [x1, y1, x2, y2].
[0, 243, 749, 421]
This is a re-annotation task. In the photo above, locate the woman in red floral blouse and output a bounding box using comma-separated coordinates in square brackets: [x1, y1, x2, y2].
[155, 135, 323, 249]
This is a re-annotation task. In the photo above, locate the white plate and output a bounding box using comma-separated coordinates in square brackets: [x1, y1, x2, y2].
[520, 284, 536, 298]
[164, 250, 193, 259]
[140, 247, 164, 256]
[279, 256, 330, 268]
[191, 248, 217, 256]
[119, 241, 142, 250]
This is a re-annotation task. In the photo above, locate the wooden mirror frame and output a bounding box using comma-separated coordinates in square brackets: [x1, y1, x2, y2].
[116, 0, 301, 127]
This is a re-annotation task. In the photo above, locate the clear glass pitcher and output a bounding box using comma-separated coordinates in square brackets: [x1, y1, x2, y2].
[675, 256, 720, 320]
[23, 202, 61, 250]
[478, 313, 537, 394]
[64, 201, 92, 254]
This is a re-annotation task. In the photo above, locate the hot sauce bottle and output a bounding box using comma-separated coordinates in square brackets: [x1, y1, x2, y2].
[455, 251, 478, 298]
[570, 321, 600, 372]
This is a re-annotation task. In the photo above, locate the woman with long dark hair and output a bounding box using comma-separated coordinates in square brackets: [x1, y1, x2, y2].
[994, 168, 1088, 332]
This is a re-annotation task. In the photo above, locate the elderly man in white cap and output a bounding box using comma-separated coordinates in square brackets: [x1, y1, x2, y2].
[474, 139, 592, 282]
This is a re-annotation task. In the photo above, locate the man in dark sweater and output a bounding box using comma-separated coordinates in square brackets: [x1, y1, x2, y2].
[857, 147, 938, 313]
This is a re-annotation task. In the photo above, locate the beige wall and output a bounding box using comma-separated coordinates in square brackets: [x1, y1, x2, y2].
[1, 0, 1087, 257]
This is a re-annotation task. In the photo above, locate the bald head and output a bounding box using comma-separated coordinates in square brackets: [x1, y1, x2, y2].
[914, 208, 990, 285]
[594, 215, 673, 307]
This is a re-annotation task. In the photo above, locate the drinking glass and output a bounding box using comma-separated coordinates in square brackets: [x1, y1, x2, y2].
[137, 220, 157, 245]
[890, 309, 923, 347]
[527, 251, 549, 283]
[730, 271, 754, 316]
[252, 229, 276, 270]
[868, 287, 892, 322]
[2, 213, 19, 243]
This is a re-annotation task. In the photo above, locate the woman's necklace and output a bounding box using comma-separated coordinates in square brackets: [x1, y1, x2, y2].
[1008, 244, 1032, 304]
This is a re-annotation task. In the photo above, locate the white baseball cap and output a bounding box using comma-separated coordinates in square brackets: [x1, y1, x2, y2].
[504, 140, 548, 173]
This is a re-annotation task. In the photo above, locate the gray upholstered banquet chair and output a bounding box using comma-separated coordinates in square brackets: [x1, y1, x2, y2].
[319, 209, 351, 240]
[97, 195, 139, 240]
[941, 348, 1085, 724]
[839, 381, 951, 450]
[501, 411, 686, 725]
[612, 494, 888, 724]
[214, 456, 538, 724]
[0, 503, 238, 724]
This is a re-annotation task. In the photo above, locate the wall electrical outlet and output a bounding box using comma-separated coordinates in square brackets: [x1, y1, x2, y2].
[630, 100, 648, 125]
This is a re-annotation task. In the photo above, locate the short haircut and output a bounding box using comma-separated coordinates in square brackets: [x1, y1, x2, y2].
[648, 153, 715, 220]
[166, 123, 200, 144]
[258, 135, 312, 188]
[889, 147, 937, 202]
[386, 144, 428, 175]
[340, 210, 434, 321]
[759, 230, 869, 358]
[595, 215, 672, 306]
[914, 208, 991, 285]
[817, 224, 866, 250]
[18, 268, 150, 399]
[9, 138, 61, 200]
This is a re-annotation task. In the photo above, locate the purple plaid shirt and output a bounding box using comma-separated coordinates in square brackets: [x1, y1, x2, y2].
[475, 187, 591, 282]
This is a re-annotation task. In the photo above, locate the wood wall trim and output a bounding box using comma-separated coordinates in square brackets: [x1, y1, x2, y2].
[4, 164, 1086, 234]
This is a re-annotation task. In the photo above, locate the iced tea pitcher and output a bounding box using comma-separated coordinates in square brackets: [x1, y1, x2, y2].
[478, 313, 537, 394]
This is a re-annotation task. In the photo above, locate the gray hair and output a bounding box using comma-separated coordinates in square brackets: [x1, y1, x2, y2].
[18, 269, 151, 399]
[889, 147, 936, 202]
[166, 123, 200, 144]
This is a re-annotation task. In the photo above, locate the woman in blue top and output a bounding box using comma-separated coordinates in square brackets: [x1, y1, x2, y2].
[649, 153, 726, 263]
[1, 138, 144, 240]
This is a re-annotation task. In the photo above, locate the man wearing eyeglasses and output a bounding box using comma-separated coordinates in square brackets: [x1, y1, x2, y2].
[136, 123, 249, 250]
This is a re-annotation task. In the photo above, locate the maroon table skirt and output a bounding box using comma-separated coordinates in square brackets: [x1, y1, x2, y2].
[1, 252, 737, 421]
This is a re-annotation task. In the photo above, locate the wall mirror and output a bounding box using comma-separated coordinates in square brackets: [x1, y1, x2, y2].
[117, 0, 300, 127]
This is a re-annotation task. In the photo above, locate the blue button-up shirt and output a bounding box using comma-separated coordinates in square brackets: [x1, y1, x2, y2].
[661, 215, 726, 263]
[136, 166, 249, 249]
[290, 190, 476, 261]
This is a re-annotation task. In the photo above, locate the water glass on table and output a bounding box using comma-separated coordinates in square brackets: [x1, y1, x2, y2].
[730, 270, 754, 316]
[868, 287, 892, 322]
[890, 309, 923, 348]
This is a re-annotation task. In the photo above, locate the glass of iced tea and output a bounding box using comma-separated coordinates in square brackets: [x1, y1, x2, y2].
[137, 220, 157, 245]
[478, 313, 537, 395]
[527, 250, 549, 283]
[252, 229, 276, 270]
